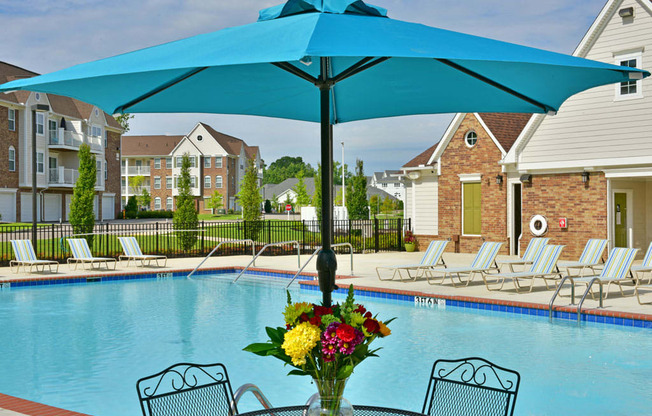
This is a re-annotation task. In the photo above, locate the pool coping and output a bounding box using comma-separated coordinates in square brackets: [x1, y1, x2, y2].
[0, 265, 650, 415]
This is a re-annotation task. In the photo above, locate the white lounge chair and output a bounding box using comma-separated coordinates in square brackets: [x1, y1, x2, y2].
[376, 240, 448, 281]
[557, 239, 607, 277]
[498, 237, 549, 272]
[67, 238, 117, 270]
[565, 247, 638, 300]
[118, 236, 167, 267]
[632, 241, 652, 284]
[427, 242, 503, 286]
[484, 245, 564, 292]
[10, 240, 59, 274]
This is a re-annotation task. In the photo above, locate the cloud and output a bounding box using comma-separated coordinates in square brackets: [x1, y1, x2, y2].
[1, 0, 608, 173]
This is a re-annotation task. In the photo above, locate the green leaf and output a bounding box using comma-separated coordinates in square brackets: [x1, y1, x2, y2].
[266, 326, 285, 345]
[243, 343, 276, 355]
[336, 364, 354, 379]
[288, 369, 310, 377]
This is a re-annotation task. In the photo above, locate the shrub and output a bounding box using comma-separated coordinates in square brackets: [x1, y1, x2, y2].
[125, 196, 138, 219]
[137, 210, 173, 219]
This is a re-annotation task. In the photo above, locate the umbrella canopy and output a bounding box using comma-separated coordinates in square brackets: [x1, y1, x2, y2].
[2, 0, 647, 305]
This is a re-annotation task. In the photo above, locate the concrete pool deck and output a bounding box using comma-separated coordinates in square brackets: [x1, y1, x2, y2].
[0, 250, 650, 416]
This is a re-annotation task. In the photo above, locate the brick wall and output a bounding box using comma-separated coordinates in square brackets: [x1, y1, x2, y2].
[420, 113, 509, 254]
[198, 155, 228, 212]
[0, 105, 20, 189]
[103, 130, 122, 219]
[149, 157, 173, 210]
[521, 172, 607, 260]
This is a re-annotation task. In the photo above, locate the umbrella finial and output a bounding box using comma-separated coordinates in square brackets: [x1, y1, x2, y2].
[258, 0, 387, 22]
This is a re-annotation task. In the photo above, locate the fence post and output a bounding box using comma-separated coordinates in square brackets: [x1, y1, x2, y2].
[201, 220, 205, 255]
[51, 224, 55, 261]
[156, 222, 159, 255]
[302, 220, 306, 253]
[243, 220, 247, 240]
[397, 218, 402, 251]
[374, 218, 379, 253]
[105, 222, 109, 257]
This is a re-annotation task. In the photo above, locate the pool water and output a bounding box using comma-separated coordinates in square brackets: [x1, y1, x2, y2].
[0, 274, 650, 416]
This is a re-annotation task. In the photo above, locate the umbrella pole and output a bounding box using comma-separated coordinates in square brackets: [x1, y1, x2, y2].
[316, 57, 337, 307]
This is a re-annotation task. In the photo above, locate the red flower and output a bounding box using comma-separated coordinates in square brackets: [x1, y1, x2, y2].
[313, 305, 333, 317]
[299, 312, 310, 323]
[364, 311, 372, 319]
[363, 318, 380, 334]
[309, 316, 322, 326]
[354, 305, 366, 315]
[336, 324, 357, 342]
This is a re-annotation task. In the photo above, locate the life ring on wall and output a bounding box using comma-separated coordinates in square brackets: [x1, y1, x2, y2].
[529, 215, 548, 236]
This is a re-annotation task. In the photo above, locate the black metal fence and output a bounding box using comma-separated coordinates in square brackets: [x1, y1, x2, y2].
[0, 218, 410, 266]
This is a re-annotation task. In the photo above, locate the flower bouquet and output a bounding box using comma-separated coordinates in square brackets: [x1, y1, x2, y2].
[244, 285, 393, 416]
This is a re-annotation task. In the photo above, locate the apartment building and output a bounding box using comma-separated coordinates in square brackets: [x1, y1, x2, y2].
[368, 170, 405, 201]
[121, 122, 262, 212]
[0, 62, 123, 222]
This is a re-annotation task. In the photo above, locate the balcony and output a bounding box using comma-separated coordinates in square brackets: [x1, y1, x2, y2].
[49, 168, 104, 189]
[122, 185, 151, 195]
[121, 166, 151, 176]
[48, 128, 103, 153]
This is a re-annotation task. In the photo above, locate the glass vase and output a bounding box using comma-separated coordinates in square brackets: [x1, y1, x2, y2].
[307, 377, 353, 416]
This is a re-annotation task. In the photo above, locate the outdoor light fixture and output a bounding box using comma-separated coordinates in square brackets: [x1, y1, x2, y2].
[582, 171, 590, 183]
[520, 174, 532, 184]
[495, 175, 503, 185]
[407, 171, 421, 180]
[619, 7, 634, 18]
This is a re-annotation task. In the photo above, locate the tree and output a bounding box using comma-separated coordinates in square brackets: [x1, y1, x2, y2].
[263, 156, 316, 184]
[293, 170, 311, 208]
[264, 199, 272, 213]
[346, 159, 369, 220]
[272, 193, 279, 212]
[173, 153, 198, 250]
[125, 196, 138, 219]
[206, 190, 224, 215]
[334, 187, 344, 206]
[69, 144, 96, 246]
[369, 194, 380, 215]
[333, 161, 352, 186]
[238, 158, 263, 239]
[381, 196, 394, 214]
[114, 113, 134, 133]
[129, 175, 145, 189]
[138, 188, 151, 210]
[313, 164, 322, 221]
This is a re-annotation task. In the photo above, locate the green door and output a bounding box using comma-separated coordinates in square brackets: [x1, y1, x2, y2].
[614, 193, 627, 248]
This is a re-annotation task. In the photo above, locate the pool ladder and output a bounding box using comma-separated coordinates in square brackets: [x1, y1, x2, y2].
[188, 239, 255, 278]
[549, 276, 603, 324]
[233, 241, 300, 283]
[286, 243, 354, 288]
[231, 384, 274, 414]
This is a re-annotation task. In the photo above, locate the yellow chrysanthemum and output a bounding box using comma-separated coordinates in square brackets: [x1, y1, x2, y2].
[378, 321, 391, 337]
[281, 321, 321, 366]
[283, 302, 313, 326]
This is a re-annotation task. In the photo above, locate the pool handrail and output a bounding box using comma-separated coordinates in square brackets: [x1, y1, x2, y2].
[233, 240, 300, 283]
[549, 275, 575, 320]
[286, 243, 354, 288]
[188, 239, 255, 278]
[576, 278, 603, 323]
[231, 383, 274, 414]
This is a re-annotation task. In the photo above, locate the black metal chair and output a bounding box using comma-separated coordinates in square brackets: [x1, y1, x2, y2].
[136, 362, 272, 416]
[421, 357, 520, 416]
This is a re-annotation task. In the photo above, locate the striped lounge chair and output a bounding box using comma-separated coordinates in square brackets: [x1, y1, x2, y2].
[566, 247, 638, 301]
[633, 242, 652, 305]
[427, 242, 503, 287]
[376, 240, 448, 282]
[10, 240, 59, 274]
[67, 238, 117, 270]
[498, 237, 549, 272]
[118, 237, 167, 268]
[557, 239, 607, 277]
[484, 245, 564, 292]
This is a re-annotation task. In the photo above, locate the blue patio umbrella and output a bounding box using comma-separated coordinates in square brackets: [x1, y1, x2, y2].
[2, 0, 647, 306]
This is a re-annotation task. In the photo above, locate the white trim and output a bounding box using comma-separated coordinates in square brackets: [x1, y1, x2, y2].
[611, 188, 634, 249]
[102, 192, 116, 197]
[574, 0, 623, 57]
[458, 173, 482, 182]
[0, 188, 18, 194]
[501, 114, 542, 164]
[604, 168, 652, 178]
[427, 113, 466, 165]
[461, 181, 482, 237]
[515, 156, 652, 172]
[613, 51, 644, 101]
[464, 130, 478, 148]
[474, 113, 507, 155]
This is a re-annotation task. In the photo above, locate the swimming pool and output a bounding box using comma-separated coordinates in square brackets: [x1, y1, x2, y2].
[0, 273, 650, 416]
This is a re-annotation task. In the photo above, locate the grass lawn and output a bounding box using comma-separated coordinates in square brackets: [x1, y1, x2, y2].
[0, 223, 51, 232]
[198, 213, 242, 221]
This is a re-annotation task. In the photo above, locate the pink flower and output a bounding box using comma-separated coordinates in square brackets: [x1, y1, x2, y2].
[324, 322, 340, 342]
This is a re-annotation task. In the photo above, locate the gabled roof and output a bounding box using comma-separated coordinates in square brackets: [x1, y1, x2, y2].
[245, 145, 260, 160]
[260, 177, 397, 200]
[0, 61, 122, 130]
[200, 122, 244, 156]
[121, 135, 184, 156]
[477, 113, 532, 153]
[402, 143, 438, 168]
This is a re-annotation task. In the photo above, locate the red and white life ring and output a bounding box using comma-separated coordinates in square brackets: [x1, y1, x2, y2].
[529, 215, 548, 236]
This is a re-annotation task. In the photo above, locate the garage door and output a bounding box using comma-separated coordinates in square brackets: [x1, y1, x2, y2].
[0, 192, 16, 222]
[43, 194, 62, 222]
[102, 195, 115, 220]
[20, 193, 41, 222]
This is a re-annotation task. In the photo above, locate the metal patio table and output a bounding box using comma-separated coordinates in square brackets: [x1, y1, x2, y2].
[236, 405, 425, 416]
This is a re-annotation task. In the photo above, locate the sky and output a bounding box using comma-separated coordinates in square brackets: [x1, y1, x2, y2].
[0, 0, 609, 173]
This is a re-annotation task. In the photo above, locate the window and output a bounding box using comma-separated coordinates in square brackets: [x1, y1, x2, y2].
[166, 157, 172, 169]
[465, 131, 478, 147]
[154, 176, 161, 189]
[166, 197, 173, 210]
[215, 175, 223, 188]
[197, 135, 203, 141]
[382, 183, 387, 188]
[175, 156, 182, 168]
[394, 183, 400, 188]
[166, 176, 172, 189]
[204, 157, 211, 168]
[8, 109, 15, 131]
[104, 131, 108, 148]
[154, 197, 161, 210]
[462, 182, 481, 235]
[154, 158, 161, 169]
[48, 119, 58, 143]
[215, 156, 222, 168]
[204, 175, 211, 188]
[36, 152, 44, 173]
[96, 160, 102, 182]
[35, 113, 45, 136]
[104, 159, 108, 181]
[615, 53, 643, 99]
[8, 146, 15, 171]
[91, 125, 102, 138]
[190, 176, 197, 188]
